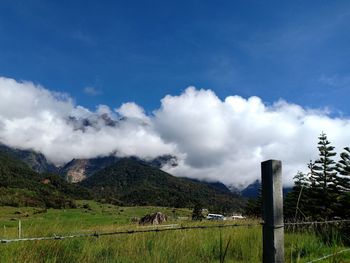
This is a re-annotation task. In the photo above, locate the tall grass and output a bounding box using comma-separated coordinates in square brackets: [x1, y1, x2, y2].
[0, 223, 262, 263]
[0, 202, 349, 262]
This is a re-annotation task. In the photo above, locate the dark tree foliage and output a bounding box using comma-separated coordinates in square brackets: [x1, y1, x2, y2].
[0, 151, 91, 208]
[285, 133, 350, 221]
[336, 147, 350, 191]
[284, 171, 310, 220]
[81, 158, 245, 213]
[192, 202, 204, 221]
[309, 132, 338, 219]
[243, 184, 261, 217]
[335, 147, 350, 218]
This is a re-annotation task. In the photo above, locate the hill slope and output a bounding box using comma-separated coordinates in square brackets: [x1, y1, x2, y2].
[0, 151, 91, 208]
[0, 143, 58, 173]
[60, 156, 120, 183]
[60, 155, 178, 183]
[81, 158, 244, 213]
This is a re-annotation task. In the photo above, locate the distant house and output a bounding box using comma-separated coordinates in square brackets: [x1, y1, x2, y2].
[206, 213, 225, 220]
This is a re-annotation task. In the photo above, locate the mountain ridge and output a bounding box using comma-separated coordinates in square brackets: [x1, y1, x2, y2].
[0, 143, 261, 198]
[81, 158, 245, 213]
[0, 143, 58, 174]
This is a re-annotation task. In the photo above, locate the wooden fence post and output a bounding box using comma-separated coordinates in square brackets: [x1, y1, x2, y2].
[18, 220, 21, 239]
[261, 160, 284, 263]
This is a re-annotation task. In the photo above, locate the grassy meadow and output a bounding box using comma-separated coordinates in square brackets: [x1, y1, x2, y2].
[0, 201, 349, 263]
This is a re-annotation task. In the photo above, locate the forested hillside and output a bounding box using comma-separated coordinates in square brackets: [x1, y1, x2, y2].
[0, 151, 91, 208]
[81, 158, 244, 213]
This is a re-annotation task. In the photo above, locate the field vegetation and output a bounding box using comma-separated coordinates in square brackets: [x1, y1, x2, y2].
[1, 201, 349, 263]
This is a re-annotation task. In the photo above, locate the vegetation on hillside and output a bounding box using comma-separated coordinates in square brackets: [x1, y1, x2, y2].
[0, 152, 91, 208]
[81, 158, 244, 213]
[0, 145, 243, 212]
[0, 143, 57, 173]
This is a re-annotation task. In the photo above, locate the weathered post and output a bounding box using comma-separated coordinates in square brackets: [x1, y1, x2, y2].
[18, 220, 22, 239]
[261, 160, 284, 263]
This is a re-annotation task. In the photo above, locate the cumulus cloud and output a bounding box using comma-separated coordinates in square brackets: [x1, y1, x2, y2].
[155, 88, 350, 187]
[0, 77, 176, 165]
[1, 76, 350, 188]
[116, 102, 148, 120]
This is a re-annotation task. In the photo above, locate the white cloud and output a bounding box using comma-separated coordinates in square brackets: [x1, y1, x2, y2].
[0, 77, 175, 165]
[1, 77, 350, 188]
[116, 102, 148, 120]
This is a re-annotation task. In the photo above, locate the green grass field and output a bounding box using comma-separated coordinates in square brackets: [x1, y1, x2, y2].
[0, 201, 349, 263]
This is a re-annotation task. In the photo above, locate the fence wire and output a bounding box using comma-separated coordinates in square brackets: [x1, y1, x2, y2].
[285, 219, 350, 263]
[2, 219, 350, 262]
[0, 222, 260, 244]
[305, 248, 350, 263]
[285, 219, 350, 226]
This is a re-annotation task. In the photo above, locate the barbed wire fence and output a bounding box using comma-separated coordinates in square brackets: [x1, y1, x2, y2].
[0, 222, 260, 244]
[284, 220, 350, 263]
[1, 219, 349, 262]
[261, 160, 350, 263]
[1, 160, 349, 263]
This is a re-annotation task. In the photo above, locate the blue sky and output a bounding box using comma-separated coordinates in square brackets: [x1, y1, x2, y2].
[1, 0, 350, 115]
[1, 0, 350, 185]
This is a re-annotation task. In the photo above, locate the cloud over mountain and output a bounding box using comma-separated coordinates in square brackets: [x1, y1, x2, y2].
[0, 76, 349, 187]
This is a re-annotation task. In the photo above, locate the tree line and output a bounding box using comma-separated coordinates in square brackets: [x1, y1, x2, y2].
[246, 132, 350, 220]
[285, 132, 350, 220]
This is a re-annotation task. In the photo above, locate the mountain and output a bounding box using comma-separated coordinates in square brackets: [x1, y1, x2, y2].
[240, 180, 292, 198]
[81, 158, 244, 213]
[188, 178, 232, 194]
[61, 155, 178, 183]
[60, 156, 120, 183]
[240, 180, 261, 198]
[147, 155, 178, 168]
[0, 151, 91, 208]
[0, 143, 58, 174]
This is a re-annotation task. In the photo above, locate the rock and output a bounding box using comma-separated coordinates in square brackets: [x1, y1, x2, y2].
[139, 212, 167, 225]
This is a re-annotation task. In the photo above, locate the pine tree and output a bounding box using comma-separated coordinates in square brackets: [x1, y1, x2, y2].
[307, 160, 316, 187]
[306, 160, 320, 218]
[309, 132, 338, 219]
[294, 170, 310, 189]
[284, 171, 311, 220]
[336, 147, 350, 192]
[244, 184, 262, 218]
[335, 147, 350, 218]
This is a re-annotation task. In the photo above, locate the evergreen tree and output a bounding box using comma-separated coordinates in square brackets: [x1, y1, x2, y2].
[336, 147, 350, 218]
[294, 170, 310, 189]
[309, 132, 338, 219]
[307, 160, 316, 187]
[336, 147, 350, 192]
[244, 184, 262, 218]
[192, 202, 204, 221]
[305, 160, 320, 218]
[284, 171, 310, 220]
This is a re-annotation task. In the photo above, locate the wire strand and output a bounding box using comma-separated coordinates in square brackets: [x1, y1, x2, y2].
[306, 248, 350, 263]
[0, 222, 260, 244]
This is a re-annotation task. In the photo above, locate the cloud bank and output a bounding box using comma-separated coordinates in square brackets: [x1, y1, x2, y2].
[1, 77, 350, 187]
